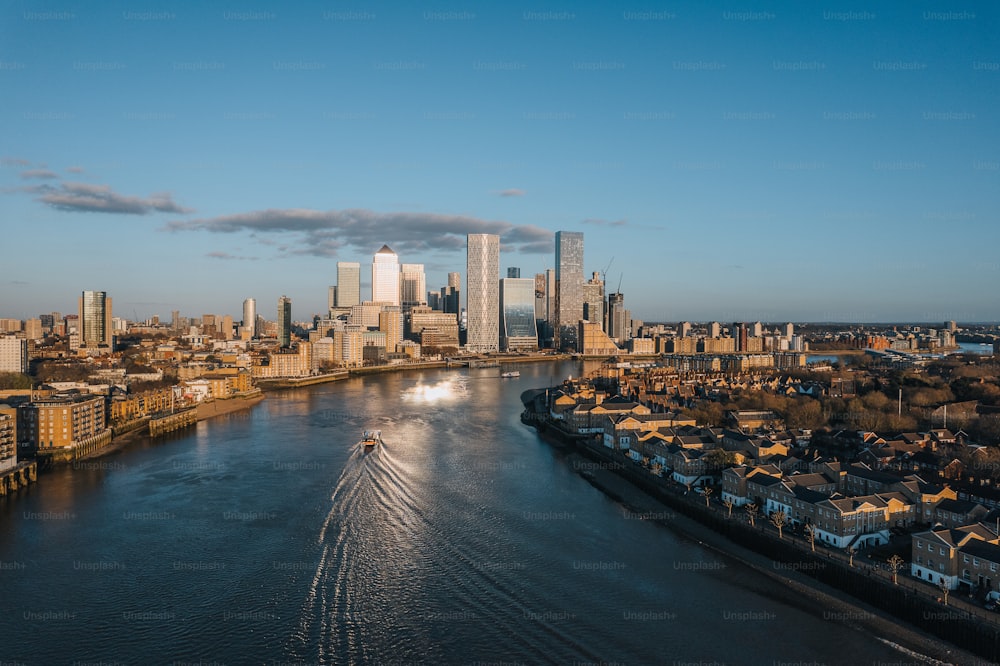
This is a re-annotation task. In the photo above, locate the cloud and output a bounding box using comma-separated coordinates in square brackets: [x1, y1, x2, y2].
[582, 217, 627, 227]
[207, 251, 257, 261]
[37, 182, 193, 214]
[66, 166, 85, 174]
[166, 208, 554, 257]
[2, 157, 33, 167]
[498, 188, 525, 197]
[20, 169, 59, 180]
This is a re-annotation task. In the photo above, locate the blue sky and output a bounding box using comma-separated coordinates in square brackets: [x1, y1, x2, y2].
[2, 1, 998, 323]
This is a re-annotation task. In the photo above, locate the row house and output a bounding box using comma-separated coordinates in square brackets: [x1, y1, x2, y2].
[895, 479, 957, 523]
[721, 429, 789, 464]
[932, 498, 990, 530]
[567, 398, 651, 435]
[911, 524, 997, 590]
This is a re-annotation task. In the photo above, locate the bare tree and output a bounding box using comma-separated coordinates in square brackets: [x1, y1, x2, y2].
[770, 511, 788, 539]
[746, 503, 759, 527]
[847, 545, 856, 568]
[804, 524, 816, 552]
[703, 486, 714, 508]
[938, 579, 951, 606]
[887, 554, 905, 584]
[723, 498, 735, 518]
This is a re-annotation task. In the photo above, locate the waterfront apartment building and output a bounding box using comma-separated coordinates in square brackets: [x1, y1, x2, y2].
[466, 234, 500, 353]
[0, 405, 16, 473]
[78, 290, 113, 350]
[578, 321, 620, 356]
[500, 277, 539, 352]
[555, 231, 584, 352]
[0, 336, 28, 374]
[18, 393, 109, 455]
[336, 261, 361, 308]
[372, 245, 401, 306]
[379, 306, 402, 355]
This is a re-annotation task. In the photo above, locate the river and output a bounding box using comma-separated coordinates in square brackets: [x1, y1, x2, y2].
[0, 362, 931, 664]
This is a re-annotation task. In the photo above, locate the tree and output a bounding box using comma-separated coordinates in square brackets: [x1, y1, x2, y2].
[770, 511, 788, 539]
[746, 503, 759, 527]
[938, 578, 951, 606]
[887, 554, 905, 584]
[723, 498, 735, 518]
[847, 545, 856, 568]
[702, 448, 738, 472]
[804, 524, 816, 552]
[703, 486, 713, 507]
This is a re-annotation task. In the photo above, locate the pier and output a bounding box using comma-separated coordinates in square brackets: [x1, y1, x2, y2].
[0, 461, 37, 495]
[149, 409, 197, 437]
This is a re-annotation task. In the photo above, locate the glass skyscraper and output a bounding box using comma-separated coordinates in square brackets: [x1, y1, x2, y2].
[500, 278, 538, 351]
[555, 231, 584, 352]
[336, 262, 361, 307]
[278, 295, 292, 347]
[79, 290, 112, 348]
[466, 234, 499, 352]
[372, 245, 400, 305]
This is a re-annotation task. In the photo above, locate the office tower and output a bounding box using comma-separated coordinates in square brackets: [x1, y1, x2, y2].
[372, 246, 400, 305]
[507, 267, 520, 279]
[607, 292, 627, 343]
[78, 290, 113, 348]
[784, 322, 794, 340]
[709, 321, 721, 338]
[751, 321, 763, 338]
[278, 296, 292, 347]
[466, 234, 500, 352]
[400, 264, 427, 310]
[583, 271, 605, 331]
[242, 298, 257, 338]
[555, 231, 584, 351]
[336, 261, 361, 308]
[680, 321, 692, 337]
[500, 277, 538, 351]
[221, 315, 234, 341]
[379, 305, 402, 355]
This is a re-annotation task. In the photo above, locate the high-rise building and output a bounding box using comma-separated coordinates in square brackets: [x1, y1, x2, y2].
[278, 295, 292, 347]
[583, 271, 605, 331]
[734, 322, 748, 352]
[242, 298, 257, 338]
[466, 234, 500, 352]
[328, 286, 337, 312]
[400, 264, 427, 309]
[0, 336, 28, 374]
[379, 305, 402, 355]
[784, 323, 794, 340]
[555, 231, 584, 351]
[680, 321, 692, 338]
[221, 315, 234, 341]
[372, 246, 400, 305]
[78, 291, 113, 349]
[751, 321, 763, 338]
[507, 267, 521, 279]
[709, 322, 721, 338]
[607, 292, 628, 343]
[336, 261, 361, 308]
[24, 319, 43, 340]
[500, 277, 538, 351]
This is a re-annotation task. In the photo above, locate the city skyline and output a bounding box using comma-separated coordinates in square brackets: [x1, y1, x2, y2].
[2, 2, 998, 322]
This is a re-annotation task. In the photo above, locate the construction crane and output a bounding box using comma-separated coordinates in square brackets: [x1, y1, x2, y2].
[600, 256, 614, 285]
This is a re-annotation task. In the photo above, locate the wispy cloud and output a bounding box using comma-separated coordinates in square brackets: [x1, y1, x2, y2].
[1, 157, 33, 167]
[207, 251, 258, 261]
[20, 169, 59, 180]
[582, 217, 627, 227]
[37, 182, 193, 214]
[166, 208, 554, 257]
[66, 166, 85, 174]
[498, 188, 525, 197]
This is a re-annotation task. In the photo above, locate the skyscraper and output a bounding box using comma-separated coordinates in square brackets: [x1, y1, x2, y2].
[507, 267, 520, 278]
[583, 271, 605, 330]
[336, 261, 361, 308]
[607, 291, 627, 343]
[78, 290, 112, 348]
[500, 277, 538, 351]
[400, 263, 427, 309]
[278, 295, 292, 347]
[466, 234, 500, 352]
[372, 246, 400, 305]
[442, 272, 461, 314]
[242, 298, 257, 339]
[555, 231, 584, 351]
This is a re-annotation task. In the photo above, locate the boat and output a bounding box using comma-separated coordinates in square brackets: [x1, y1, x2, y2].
[359, 430, 382, 449]
[500, 370, 520, 378]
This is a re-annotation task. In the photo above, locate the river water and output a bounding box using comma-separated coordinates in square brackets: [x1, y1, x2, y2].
[0, 362, 927, 664]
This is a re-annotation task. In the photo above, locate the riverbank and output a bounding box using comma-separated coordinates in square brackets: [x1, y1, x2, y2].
[566, 449, 977, 665]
